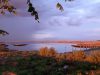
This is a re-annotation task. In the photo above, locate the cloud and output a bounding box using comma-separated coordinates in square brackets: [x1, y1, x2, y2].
[1, 0, 100, 41]
[47, 15, 83, 27]
[32, 33, 54, 39]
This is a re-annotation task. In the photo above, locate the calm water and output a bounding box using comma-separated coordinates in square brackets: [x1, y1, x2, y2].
[8, 43, 83, 53]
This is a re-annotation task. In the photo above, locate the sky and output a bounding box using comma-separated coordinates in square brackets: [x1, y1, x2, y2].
[0, 0, 100, 42]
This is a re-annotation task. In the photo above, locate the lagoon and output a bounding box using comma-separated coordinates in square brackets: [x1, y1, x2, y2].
[8, 43, 84, 53]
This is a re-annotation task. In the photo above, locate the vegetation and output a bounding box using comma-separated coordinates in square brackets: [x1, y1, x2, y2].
[0, 46, 100, 75]
[0, 30, 9, 36]
[0, 0, 74, 35]
[0, 54, 99, 75]
[0, 0, 74, 22]
[0, 0, 100, 75]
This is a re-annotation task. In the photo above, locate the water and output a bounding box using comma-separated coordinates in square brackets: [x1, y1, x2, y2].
[8, 43, 76, 53]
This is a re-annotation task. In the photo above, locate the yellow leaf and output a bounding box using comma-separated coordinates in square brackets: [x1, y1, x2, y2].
[56, 3, 64, 11]
[12, 11, 17, 15]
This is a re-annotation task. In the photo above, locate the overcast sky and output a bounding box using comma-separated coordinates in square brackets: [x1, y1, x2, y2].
[0, 0, 100, 42]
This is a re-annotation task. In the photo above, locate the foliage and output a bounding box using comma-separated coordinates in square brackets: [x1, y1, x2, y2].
[39, 47, 57, 57]
[0, 0, 75, 34]
[0, 0, 74, 22]
[0, 29, 9, 36]
[0, 0, 16, 15]
[0, 54, 99, 75]
[0, 47, 100, 75]
[56, 3, 64, 12]
[85, 51, 100, 64]
[0, 55, 67, 75]
[38, 47, 100, 65]
[27, 0, 39, 23]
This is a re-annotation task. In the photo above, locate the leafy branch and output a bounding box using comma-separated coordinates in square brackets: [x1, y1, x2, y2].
[27, 0, 39, 23]
[0, 0, 16, 15]
[0, 0, 74, 22]
[0, 29, 9, 36]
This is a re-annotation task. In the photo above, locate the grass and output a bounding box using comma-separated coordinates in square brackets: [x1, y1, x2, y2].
[0, 55, 99, 75]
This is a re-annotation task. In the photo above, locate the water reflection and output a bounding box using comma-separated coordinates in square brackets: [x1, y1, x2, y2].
[8, 43, 76, 53]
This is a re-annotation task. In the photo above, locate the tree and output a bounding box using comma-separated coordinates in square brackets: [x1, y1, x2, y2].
[48, 47, 57, 57]
[72, 50, 86, 61]
[0, 0, 75, 35]
[38, 47, 49, 56]
[55, 53, 66, 61]
[85, 55, 95, 63]
[39, 47, 57, 57]
[0, 0, 74, 22]
[90, 51, 100, 63]
[0, 0, 16, 14]
[65, 52, 74, 61]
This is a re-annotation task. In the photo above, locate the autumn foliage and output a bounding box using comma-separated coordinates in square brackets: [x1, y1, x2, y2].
[39, 47, 57, 57]
[38, 47, 100, 64]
